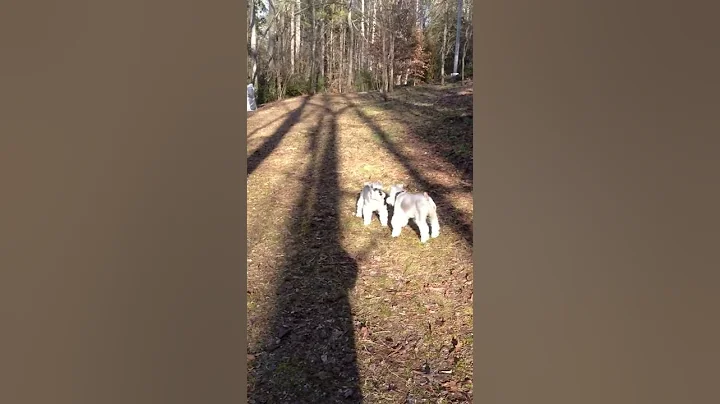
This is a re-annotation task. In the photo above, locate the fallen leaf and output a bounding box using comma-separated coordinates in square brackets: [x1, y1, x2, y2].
[442, 380, 460, 392]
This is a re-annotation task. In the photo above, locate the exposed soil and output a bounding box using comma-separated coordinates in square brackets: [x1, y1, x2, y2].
[247, 83, 473, 403]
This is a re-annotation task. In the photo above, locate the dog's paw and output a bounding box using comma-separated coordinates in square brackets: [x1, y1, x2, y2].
[356, 212, 363, 218]
[431, 232, 439, 238]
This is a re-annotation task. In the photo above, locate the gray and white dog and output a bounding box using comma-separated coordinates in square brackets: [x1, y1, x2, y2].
[355, 182, 389, 226]
[386, 184, 440, 243]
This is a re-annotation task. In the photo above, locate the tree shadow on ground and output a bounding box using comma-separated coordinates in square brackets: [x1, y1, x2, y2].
[342, 94, 474, 246]
[357, 86, 473, 187]
[247, 96, 311, 176]
[248, 95, 362, 403]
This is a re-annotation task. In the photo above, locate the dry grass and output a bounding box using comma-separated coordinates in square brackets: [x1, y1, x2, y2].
[247, 84, 473, 403]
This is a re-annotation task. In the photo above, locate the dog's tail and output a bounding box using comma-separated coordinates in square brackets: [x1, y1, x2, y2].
[423, 192, 437, 212]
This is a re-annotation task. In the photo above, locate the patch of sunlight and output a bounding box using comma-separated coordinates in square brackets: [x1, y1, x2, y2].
[409, 101, 434, 108]
[361, 106, 383, 117]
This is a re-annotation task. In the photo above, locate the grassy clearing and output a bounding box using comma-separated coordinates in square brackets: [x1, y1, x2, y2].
[247, 84, 473, 403]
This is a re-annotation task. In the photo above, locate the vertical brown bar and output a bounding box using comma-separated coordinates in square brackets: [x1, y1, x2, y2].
[474, 1, 720, 403]
[0, 1, 247, 403]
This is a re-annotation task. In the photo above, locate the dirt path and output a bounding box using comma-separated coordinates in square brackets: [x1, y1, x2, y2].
[247, 85, 473, 403]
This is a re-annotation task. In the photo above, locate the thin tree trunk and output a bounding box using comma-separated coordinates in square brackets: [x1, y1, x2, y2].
[388, 24, 394, 93]
[453, 0, 463, 75]
[440, 3, 448, 85]
[381, 26, 388, 94]
[347, 0, 354, 91]
[370, 0, 376, 44]
[328, 22, 334, 87]
[267, 0, 278, 95]
[461, 24, 470, 82]
[249, 0, 258, 89]
[290, 1, 295, 74]
[320, 20, 325, 91]
[310, 1, 317, 94]
[295, 0, 302, 74]
[360, 0, 365, 70]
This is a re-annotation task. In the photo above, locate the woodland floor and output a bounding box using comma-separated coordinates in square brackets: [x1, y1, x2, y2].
[246, 83, 473, 403]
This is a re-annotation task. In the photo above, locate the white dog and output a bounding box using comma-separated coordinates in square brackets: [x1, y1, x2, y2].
[386, 184, 440, 243]
[355, 182, 389, 226]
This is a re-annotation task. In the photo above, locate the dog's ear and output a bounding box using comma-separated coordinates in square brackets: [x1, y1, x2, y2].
[423, 192, 429, 199]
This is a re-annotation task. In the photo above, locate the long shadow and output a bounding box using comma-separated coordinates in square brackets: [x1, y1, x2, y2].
[381, 87, 473, 185]
[342, 94, 474, 246]
[247, 96, 311, 176]
[248, 94, 362, 403]
[248, 114, 288, 139]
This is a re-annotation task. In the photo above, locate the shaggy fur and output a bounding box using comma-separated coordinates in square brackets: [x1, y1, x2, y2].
[386, 184, 440, 243]
[355, 182, 389, 226]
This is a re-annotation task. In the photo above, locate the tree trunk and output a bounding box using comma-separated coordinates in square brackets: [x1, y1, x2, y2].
[360, 0, 365, 70]
[461, 24, 470, 82]
[440, 4, 448, 85]
[340, 24, 345, 93]
[328, 22, 334, 87]
[295, 0, 302, 73]
[249, 0, 258, 89]
[267, 0, 280, 94]
[381, 26, 388, 94]
[310, 1, 317, 94]
[370, 0, 376, 44]
[290, 1, 295, 74]
[347, 0, 354, 92]
[388, 24, 394, 93]
[320, 20, 326, 91]
[453, 0, 463, 75]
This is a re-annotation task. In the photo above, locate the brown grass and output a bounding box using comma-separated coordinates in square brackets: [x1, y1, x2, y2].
[247, 84, 473, 403]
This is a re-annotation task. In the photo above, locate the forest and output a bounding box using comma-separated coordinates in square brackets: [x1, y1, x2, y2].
[247, 0, 473, 105]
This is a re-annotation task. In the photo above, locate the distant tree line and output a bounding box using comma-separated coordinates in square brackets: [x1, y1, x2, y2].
[248, 0, 473, 104]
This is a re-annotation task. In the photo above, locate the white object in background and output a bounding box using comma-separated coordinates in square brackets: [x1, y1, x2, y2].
[247, 84, 257, 111]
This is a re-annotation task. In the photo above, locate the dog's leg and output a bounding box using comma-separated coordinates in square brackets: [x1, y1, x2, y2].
[391, 211, 407, 237]
[356, 196, 364, 217]
[417, 215, 431, 243]
[363, 206, 373, 226]
[429, 209, 440, 238]
[378, 205, 389, 227]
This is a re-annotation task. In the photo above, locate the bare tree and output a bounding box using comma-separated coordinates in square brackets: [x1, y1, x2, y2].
[309, 0, 317, 93]
[360, 0, 366, 70]
[461, 0, 472, 82]
[440, 1, 448, 85]
[347, 0, 354, 91]
[290, 0, 296, 73]
[249, 0, 258, 89]
[247, 0, 471, 104]
[452, 0, 463, 75]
